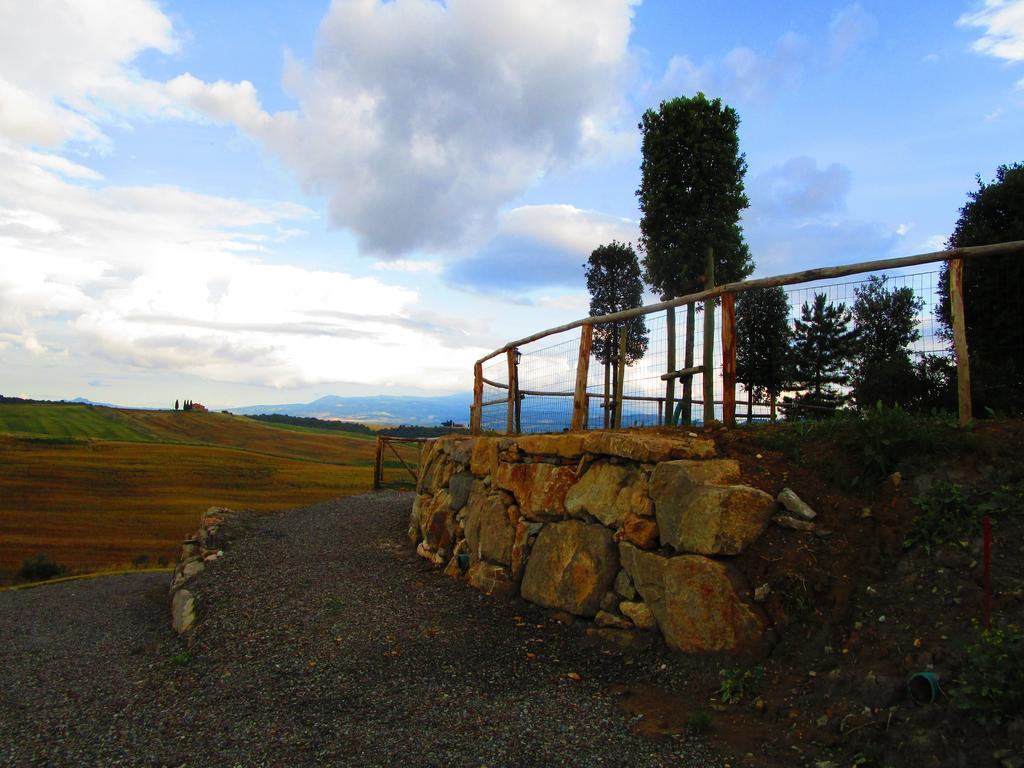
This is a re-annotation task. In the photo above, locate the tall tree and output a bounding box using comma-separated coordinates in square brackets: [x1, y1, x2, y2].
[937, 162, 1024, 412]
[637, 93, 754, 299]
[735, 287, 792, 421]
[174, 399, 179, 411]
[789, 293, 856, 416]
[850, 275, 923, 409]
[584, 241, 649, 425]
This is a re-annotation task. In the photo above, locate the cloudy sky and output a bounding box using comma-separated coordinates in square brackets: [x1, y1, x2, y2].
[0, 0, 1021, 408]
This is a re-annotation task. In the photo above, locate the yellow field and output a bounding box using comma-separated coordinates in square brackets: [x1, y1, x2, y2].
[0, 406, 397, 583]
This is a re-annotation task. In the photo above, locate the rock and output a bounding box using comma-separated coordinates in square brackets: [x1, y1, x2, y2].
[600, 591, 620, 612]
[565, 462, 648, 527]
[466, 561, 515, 599]
[420, 490, 456, 557]
[495, 462, 577, 521]
[416, 541, 443, 565]
[470, 437, 499, 477]
[772, 515, 816, 532]
[649, 459, 741, 500]
[180, 540, 200, 559]
[596, 610, 634, 629]
[655, 484, 774, 555]
[449, 439, 473, 467]
[464, 488, 515, 565]
[889, 471, 902, 488]
[777, 488, 817, 521]
[619, 600, 656, 630]
[619, 543, 767, 653]
[521, 520, 619, 617]
[416, 441, 442, 493]
[448, 472, 475, 511]
[614, 569, 637, 600]
[754, 583, 771, 603]
[509, 520, 541, 581]
[515, 433, 586, 458]
[408, 495, 428, 544]
[582, 431, 715, 463]
[613, 514, 660, 550]
[171, 588, 196, 634]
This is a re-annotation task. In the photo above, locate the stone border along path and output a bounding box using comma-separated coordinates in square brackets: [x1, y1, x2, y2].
[1, 491, 732, 767]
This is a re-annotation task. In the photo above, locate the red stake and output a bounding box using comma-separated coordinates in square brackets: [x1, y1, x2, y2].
[983, 516, 992, 630]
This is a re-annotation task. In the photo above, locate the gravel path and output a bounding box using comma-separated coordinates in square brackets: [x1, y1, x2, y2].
[1, 492, 729, 767]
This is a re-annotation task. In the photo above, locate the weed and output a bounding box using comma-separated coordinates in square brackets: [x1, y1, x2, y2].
[16, 553, 68, 582]
[977, 477, 1024, 518]
[905, 481, 977, 554]
[716, 665, 764, 704]
[685, 709, 713, 733]
[169, 651, 191, 666]
[956, 622, 1024, 725]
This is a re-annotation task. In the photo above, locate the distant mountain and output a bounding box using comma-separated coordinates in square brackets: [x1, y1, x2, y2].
[69, 397, 120, 408]
[229, 393, 474, 426]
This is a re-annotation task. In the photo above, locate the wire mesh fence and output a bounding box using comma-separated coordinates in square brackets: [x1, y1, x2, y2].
[479, 265, 955, 433]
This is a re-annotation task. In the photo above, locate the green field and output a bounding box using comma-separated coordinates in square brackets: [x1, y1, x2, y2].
[0, 403, 416, 583]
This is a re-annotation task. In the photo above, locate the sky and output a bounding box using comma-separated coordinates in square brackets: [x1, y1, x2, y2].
[0, 0, 1022, 409]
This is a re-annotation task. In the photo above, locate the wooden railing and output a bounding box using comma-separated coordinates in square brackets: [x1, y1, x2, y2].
[469, 240, 1024, 434]
[372, 435, 433, 490]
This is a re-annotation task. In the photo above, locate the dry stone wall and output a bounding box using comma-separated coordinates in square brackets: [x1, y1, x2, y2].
[169, 506, 237, 635]
[410, 431, 777, 654]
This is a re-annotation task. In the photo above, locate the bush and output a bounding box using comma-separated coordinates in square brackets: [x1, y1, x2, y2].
[905, 481, 976, 554]
[132, 554, 149, 567]
[716, 665, 764, 704]
[957, 622, 1024, 725]
[16, 554, 68, 582]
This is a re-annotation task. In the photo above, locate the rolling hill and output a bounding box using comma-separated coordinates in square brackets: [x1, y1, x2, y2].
[229, 392, 473, 425]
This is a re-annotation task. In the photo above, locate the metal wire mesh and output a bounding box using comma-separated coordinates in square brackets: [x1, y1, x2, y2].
[480, 268, 955, 433]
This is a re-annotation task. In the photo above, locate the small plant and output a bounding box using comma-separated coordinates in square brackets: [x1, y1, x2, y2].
[685, 709, 713, 733]
[854, 402, 917, 481]
[132, 554, 150, 567]
[956, 622, 1024, 725]
[904, 481, 976, 554]
[16, 553, 68, 582]
[169, 651, 191, 666]
[716, 665, 764, 704]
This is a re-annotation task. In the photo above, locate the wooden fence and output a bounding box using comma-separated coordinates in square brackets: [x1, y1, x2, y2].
[372, 435, 433, 490]
[469, 240, 1024, 434]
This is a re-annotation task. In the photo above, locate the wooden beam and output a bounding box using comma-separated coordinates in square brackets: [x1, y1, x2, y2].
[570, 324, 593, 431]
[949, 258, 972, 426]
[721, 292, 736, 428]
[665, 308, 676, 426]
[682, 302, 695, 425]
[506, 348, 518, 435]
[702, 246, 715, 426]
[385, 438, 418, 484]
[475, 240, 1024, 365]
[603, 360, 610, 429]
[372, 435, 384, 490]
[614, 327, 627, 429]
[470, 361, 483, 435]
[660, 365, 704, 381]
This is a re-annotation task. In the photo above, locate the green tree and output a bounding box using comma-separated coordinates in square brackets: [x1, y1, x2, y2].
[850, 275, 924, 409]
[788, 293, 856, 416]
[937, 162, 1024, 413]
[584, 241, 650, 425]
[637, 93, 754, 299]
[735, 287, 792, 421]
[174, 399, 179, 411]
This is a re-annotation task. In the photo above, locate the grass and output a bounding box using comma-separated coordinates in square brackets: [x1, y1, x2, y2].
[0, 403, 398, 584]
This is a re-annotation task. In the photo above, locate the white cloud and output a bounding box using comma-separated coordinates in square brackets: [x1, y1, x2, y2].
[0, 0, 177, 146]
[370, 259, 442, 274]
[656, 32, 806, 104]
[750, 157, 852, 217]
[171, 0, 640, 256]
[985, 106, 1005, 121]
[829, 4, 879, 62]
[959, 0, 1024, 62]
[501, 204, 638, 255]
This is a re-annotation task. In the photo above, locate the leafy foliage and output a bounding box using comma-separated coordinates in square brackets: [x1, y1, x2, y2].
[850, 276, 924, 409]
[736, 287, 792, 408]
[957, 622, 1024, 725]
[716, 665, 764, 704]
[905, 480, 976, 553]
[637, 93, 753, 300]
[937, 162, 1024, 414]
[584, 241, 650, 367]
[17, 553, 68, 582]
[788, 293, 856, 416]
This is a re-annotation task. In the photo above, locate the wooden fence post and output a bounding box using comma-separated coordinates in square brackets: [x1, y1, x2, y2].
[665, 308, 676, 425]
[506, 348, 518, 435]
[603, 360, 610, 428]
[614, 327, 627, 428]
[470, 361, 483, 435]
[949, 258, 972, 426]
[682, 303, 695, 424]
[702, 246, 716, 425]
[373, 435, 383, 490]
[570, 324, 593, 431]
[721, 292, 736, 427]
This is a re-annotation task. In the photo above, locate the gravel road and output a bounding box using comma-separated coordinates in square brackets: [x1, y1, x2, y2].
[0, 492, 729, 767]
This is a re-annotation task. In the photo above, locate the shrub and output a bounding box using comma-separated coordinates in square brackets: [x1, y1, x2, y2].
[956, 622, 1024, 725]
[904, 481, 976, 554]
[132, 554, 149, 567]
[17, 554, 68, 582]
[716, 665, 764, 704]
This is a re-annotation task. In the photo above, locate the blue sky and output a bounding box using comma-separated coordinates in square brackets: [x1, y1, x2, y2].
[0, 0, 1021, 408]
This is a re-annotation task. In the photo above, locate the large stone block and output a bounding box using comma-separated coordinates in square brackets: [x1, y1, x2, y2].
[467, 561, 515, 599]
[470, 437, 499, 477]
[171, 588, 196, 634]
[650, 459, 741, 498]
[515, 433, 586, 459]
[565, 462, 649, 528]
[464, 488, 515, 565]
[420, 489, 456, 559]
[448, 471, 475, 511]
[614, 513, 660, 550]
[619, 544, 766, 653]
[655, 484, 774, 555]
[582, 432, 715, 463]
[520, 520, 619, 617]
[495, 462, 577, 521]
